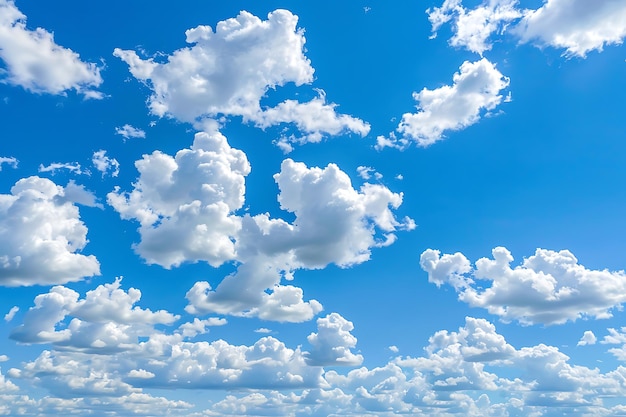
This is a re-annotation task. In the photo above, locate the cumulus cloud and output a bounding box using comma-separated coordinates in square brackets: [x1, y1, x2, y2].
[108, 129, 250, 268]
[185, 158, 413, 320]
[385, 58, 509, 148]
[92, 150, 119, 177]
[10, 278, 178, 352]
[305, 313, 363, 366]
[176, 317, 227, 338]
[115, 124, 146, 140]
[205, 317, 626, 416]
[0, 0, 102, 96]
[577, 330, 597, 346]
[428, 0, 626, 58]
[114, 9, 368, 146]
[421, 246, 626, 325]
[0, 156, 18, 170]
[513, 0, 626, 57]
[427, 0, 521, 55]
[0, 176, 100, 286]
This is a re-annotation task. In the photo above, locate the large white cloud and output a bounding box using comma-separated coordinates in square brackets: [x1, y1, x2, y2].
[421, 247, 626, 325]
[10, 278, 178, 353]
[0, 176, 100, 286]
[428, 0, 626, 58]
[185, 158, 413, 320]
[114, 9, 369, 146]
[513, 0, 626, 57]
[383, 58, 509, 148]
[108, 129, 250, 268]
[0, 0, 102, 96]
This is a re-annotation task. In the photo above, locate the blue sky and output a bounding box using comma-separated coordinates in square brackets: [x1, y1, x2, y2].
[1, 0, 626, 415]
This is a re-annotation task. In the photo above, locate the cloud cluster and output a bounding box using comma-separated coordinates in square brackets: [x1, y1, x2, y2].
[203, 317, 626, 416]
[7, 284, 364, 403]
[428, 0, 626, 58]
[185, 157, 413, 321]
[0, 176, 100, 286]
[0, 0, 102, 96]
[114, 9, 369, 146]
[421, 246, 626, 325]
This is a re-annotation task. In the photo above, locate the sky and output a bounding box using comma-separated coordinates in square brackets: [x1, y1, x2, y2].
[0, 0, 626, 415]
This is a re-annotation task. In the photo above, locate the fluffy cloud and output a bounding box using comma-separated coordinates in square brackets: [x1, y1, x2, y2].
[427, 0, 521, 55]
[514, 0, 626, 57]
[245, 159, 413, 268]
[0, 176, 100, 286]
[428, 0, 626, 58]
[0, 0, 102, 96]
[92, 150, 120, 177]
[421, 247, 626, 325]
[387, 58, 509, 148]
[115, 124, 146, 140]
[10, 278, 178, 353]
[114, 9, 368, 146]
[206, 317, 626, 416]
[108, 129, 250, 268]
[577, 331, 597, 346]
[185, 261, 324, 323]
[185, 158, 412, 320]
[305, 313, 363, 366]
[0, 156, 18, 170]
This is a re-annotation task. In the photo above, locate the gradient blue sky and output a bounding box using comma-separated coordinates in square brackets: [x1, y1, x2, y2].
[1, 0, 626, 415]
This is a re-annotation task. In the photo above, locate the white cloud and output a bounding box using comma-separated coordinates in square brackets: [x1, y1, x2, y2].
[4, 305, 18, 322]
[92, 150, 120, 177]
[186, 158, 412, 321]
[514, 0, 626, 57]
[0, 0, 102, 96]
[10, 279, 178, 357]
[38, 162, 83, 175]
[0, 176, 100, 286]
[421, 246, 626, 325]
[115, 124, 146, 140]
[577, 331, 597, 346]
[254, 327, 272, 334]
[186, 314, 626, 416]
[185, 261, 324, 323]
[127, 369, 155, 379]
[356, 166, 382, 181]
[108, 129, 250, 268]
[392, 58, 509, 147]
[389, 345, 399, 353]
[114, 10, 368, 147]
[305, 313, 363, 366]
[428, 0, 626, 58]
[0, 156, 18, 170]
[427, 0, 521, 55]
[176, 317, 227, 338]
